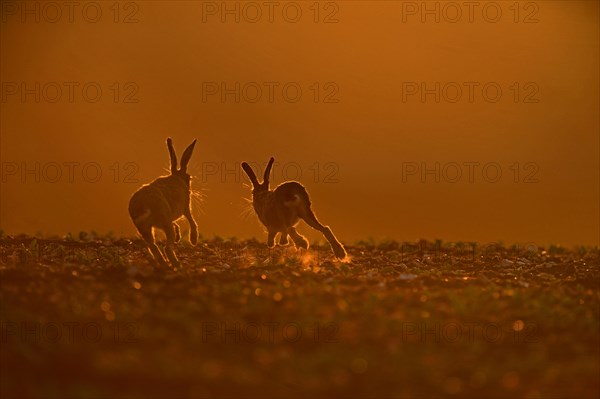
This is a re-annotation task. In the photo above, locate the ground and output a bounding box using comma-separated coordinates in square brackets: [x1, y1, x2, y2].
[1, 235, 599, 398]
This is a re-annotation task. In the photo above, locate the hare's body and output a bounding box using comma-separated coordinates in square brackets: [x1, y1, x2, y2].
[242, 159, 347, 259]
[128, 138, 198, 267]
[252, 181, 306, 230]
[129, 176, 190, 223]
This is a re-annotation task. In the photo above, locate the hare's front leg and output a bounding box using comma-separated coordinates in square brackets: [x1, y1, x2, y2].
[184, 207, 198, 245]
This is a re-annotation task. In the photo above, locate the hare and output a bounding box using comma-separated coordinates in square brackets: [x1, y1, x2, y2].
[128, 138, 198, 267]
[241, 158, 347, 260]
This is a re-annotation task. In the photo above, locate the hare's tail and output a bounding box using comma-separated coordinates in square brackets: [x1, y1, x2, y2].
[283, 184, 311, 206]
[129, 200, 152, 225]
[132, 209, 151, 224]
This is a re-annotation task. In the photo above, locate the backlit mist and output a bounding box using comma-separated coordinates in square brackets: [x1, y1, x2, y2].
[1, 1, 598, 247]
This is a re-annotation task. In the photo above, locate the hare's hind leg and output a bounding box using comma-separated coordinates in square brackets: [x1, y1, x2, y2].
[137, 224, 168, 267]
[184, 208, 198, 245]
[279, 232, 289, 246]
[173, 223, 181, 243]
[300, 208, 347, 259]
[287, 227, 308, 250]
[162, 223, 181, 268]
[267, 230, 276, 248]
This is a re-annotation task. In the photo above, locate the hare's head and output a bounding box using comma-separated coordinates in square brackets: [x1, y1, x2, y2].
[167, 138, 197, 186]
[241, 157, 274, 196]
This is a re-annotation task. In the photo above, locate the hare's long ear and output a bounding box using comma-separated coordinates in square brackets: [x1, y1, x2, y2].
[263, 157, 274, 187]
[167, 138, 178, 174]
[241, 162, 259, 188]
[180, 139, 197, 173]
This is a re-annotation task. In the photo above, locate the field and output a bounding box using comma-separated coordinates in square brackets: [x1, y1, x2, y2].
[1, 235, 599, 398]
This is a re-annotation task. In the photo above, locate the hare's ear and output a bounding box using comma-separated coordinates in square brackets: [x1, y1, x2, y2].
[263, 157, 274, 187]
[241, 162, 259, 188]
[166, 138, 178, 174]
[180, 139, 197, 173]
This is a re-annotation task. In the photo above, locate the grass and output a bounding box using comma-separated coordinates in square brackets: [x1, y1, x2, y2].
[1, 235, 598, 398]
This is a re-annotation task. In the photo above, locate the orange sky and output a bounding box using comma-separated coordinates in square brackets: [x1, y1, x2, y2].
[1, 1, 598, 246]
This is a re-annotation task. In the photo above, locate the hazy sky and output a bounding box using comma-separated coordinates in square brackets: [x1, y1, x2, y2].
[1, 1, 598, 246]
